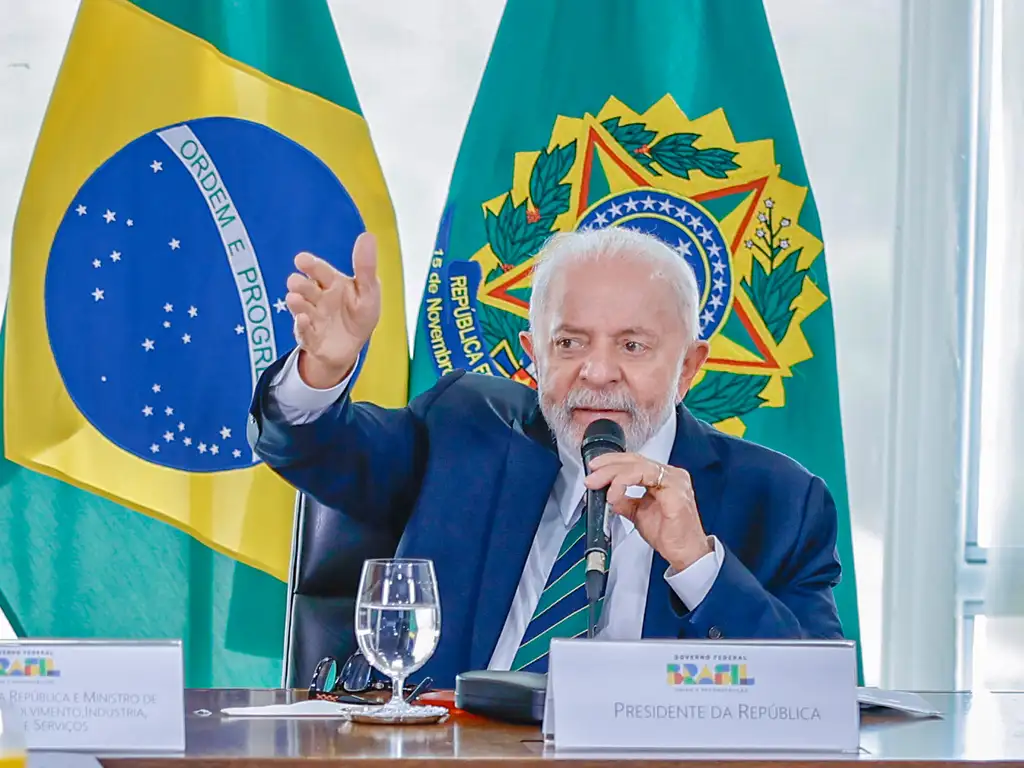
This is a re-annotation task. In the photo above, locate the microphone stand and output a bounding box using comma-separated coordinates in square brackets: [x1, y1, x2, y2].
[583, 501, 608, 640]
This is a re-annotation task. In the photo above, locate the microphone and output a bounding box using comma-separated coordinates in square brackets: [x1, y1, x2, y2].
[580, 418, 625, 639]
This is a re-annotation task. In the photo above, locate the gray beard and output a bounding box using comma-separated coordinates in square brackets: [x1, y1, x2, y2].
[537, 382, 677, 452]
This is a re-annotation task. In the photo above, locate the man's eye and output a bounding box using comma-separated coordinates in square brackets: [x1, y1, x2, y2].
[555, 337, 578, 350]
[624, 340, 647, 353]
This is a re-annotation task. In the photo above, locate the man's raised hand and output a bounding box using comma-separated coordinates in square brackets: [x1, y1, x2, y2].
[286, 231, 382, 389]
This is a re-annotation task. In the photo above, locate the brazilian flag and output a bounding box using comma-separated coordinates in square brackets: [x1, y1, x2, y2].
[1, 0, 406, 685]
[411, 0, 861, 669]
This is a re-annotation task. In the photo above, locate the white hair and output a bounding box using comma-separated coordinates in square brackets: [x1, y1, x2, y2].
[528, 226, 701, 346]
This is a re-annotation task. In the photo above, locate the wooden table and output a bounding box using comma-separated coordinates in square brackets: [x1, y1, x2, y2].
[97, 689, 1024, 767]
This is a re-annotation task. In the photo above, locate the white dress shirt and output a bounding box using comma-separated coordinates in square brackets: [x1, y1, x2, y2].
[267, 349, 725, 668]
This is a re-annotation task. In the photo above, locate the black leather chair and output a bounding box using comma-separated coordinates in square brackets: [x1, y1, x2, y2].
[281, 492, 399, 688]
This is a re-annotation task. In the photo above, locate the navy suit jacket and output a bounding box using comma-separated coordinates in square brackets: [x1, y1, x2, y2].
[248, 359, 844, 687]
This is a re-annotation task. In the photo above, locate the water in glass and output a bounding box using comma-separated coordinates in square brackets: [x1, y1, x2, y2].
[356, 602, 440, 678]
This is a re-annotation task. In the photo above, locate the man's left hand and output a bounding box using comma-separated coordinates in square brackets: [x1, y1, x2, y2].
[584, 453, 712, 572]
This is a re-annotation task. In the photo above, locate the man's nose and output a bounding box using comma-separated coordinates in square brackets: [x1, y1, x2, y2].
[579, 348, 621, 386]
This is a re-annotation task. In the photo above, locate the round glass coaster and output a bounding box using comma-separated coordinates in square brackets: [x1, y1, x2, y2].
[343, 704, 450, 726]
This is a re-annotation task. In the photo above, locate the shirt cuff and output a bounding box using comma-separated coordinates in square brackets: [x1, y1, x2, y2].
[664, 536, 724, 611]
[267, 348, 355, 425]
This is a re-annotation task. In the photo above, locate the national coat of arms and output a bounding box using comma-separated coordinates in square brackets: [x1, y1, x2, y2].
[422, 95, 827, 435]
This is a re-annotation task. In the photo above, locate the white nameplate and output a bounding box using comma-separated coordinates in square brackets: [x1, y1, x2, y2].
[545, 638, 859, 752]
[0, 640, 184, 752]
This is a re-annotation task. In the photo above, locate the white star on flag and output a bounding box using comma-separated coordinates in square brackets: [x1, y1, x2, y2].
[151, 160, 163, 173]
[624, 197, 639, 212]
[198, 443, 207, 454]
[183, 437, 193, 446]
[169, 239, 180, 250]
[76, 205, 87, 216]
[163, 431, 174, 442]
[234, 325, 244, 335]
[594, 211, 608, 226]
[188, 306, 198, 318]
[142, 406, 153, 417]
[165, 406, 174, 416]
[178, 422, 185, 432]
[232, 449, 242, 458]
[110, 250, 121, 262]
[163, 321, 171, 329]
[92, 288, 104, 302]
[708, 244, 723, 258]
[182, 334, 191, 344]
[103, 210, 116, 223]
[164, 303, 173, 312]
[126, 219, 134, 227]
[152, 383, 161, 393]
[210, 445, 220, 455]
[142, 338, 155, 351]
[220, 426, 232, 439]
[274, 298, 287, 313]
[658, 199, 673, 213]
[150, 444, 160, 453]
[92, 259, 101, 269]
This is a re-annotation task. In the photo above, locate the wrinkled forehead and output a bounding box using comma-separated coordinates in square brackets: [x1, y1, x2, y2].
[542, 257, 682, 336]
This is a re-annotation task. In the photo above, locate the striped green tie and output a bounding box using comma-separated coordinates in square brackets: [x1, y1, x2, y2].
[510, 496, 606, 673]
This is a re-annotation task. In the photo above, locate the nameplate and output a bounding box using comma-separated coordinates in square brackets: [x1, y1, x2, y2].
[0, 639, 184, 752]
[545, 638, 859, 752]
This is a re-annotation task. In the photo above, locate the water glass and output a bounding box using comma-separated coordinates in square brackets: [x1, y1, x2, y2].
[0, 698, 26, 768]
[354, 558, 441, 717]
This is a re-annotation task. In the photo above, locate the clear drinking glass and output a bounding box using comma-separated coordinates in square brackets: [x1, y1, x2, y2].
[354, 558, 441, 718]
[0, 699, 26, 768]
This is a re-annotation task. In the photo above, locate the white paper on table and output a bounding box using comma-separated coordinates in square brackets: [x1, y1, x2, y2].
[29, 753, 105, 768]
[220, 700, 361, 718]
[857, 687, 942, 716]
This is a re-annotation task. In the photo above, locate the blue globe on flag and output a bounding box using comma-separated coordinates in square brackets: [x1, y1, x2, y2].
[46, 116, 365, 473]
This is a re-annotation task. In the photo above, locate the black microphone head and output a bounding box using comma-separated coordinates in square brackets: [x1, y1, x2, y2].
[581, 418, 626, 470]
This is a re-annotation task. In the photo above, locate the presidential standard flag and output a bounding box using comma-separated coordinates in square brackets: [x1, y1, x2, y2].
[1, 0, 406, 685]
[411, 0, 862, 667]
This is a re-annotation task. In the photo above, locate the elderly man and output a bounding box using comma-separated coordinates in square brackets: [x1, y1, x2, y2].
[248, 226, 844, 686]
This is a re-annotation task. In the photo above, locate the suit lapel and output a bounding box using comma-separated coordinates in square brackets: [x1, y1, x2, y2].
[469, 402, 561, 670]
[643, 405, 725, 637]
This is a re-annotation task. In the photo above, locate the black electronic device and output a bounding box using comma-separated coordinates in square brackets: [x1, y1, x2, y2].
[454, 670, 547, 724]
[580, 418, 626, 637]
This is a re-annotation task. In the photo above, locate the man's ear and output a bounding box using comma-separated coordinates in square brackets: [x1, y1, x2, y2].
[676, 340, 710, 401]
[520, 331, 535, 362]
